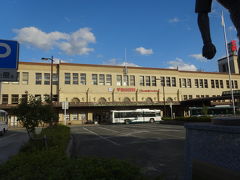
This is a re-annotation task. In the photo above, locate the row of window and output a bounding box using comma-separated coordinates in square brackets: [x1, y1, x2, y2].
[182, 94, 229, 101]
[179, 78, 238, 89]
[2, 94, 58, 104]
[36, 73, 58, 85]
[4, 72, 239, 89]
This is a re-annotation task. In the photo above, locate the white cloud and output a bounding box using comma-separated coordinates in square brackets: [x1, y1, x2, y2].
[168, 58, 197, 71]
[58, 28, 96, 55]
[189, 54, 206, 61]
[135, 47, 153, 55]
[14, 26, 96, 55]
[103, 58, 139, 67]
[169, 17, 180, 23]
[13, 27, 68, 50]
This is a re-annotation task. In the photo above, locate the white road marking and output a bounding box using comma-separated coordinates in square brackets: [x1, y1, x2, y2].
[96, 126, 120, 133]
[83, 127, 120, 146]
[120, 130, 149, 137]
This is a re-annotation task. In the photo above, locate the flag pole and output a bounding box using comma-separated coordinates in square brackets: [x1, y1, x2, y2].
[221, 11, 236, 115]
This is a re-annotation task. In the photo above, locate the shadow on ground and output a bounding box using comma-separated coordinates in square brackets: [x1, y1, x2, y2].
[71, 133, 185, 179]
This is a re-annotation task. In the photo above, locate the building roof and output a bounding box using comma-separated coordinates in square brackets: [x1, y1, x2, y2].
[19, 61, 239, 75]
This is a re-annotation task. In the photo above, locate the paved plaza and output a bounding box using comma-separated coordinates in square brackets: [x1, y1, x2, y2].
[71, 123, 185, 179]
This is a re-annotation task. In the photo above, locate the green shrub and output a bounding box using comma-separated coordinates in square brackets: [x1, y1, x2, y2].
[20, 124, 70, 153]
[70, 157, 145, 180]
[0, 150, 71, 180]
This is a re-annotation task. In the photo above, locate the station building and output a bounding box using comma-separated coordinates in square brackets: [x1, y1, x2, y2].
[0, 55, 240, 126]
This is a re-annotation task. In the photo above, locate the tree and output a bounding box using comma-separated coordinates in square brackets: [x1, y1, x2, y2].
[13, 94, 58, 138]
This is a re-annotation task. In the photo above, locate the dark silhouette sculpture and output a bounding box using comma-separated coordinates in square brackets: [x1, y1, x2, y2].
[195, 0, 240, 59]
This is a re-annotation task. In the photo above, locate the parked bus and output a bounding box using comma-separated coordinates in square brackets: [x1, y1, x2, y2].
[110, 109, 162, 124]
[0, 110, 8, 136]
[189, 106, 236, 117]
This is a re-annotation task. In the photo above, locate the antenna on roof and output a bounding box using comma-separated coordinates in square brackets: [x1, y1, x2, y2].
[123, 48, 128, 75]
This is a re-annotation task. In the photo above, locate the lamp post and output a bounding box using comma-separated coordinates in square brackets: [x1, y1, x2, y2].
[41, 56, 54, 102]
[156, 78, 166, 117]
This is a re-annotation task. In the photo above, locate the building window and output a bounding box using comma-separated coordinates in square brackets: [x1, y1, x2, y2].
[140, 76, 144, 86]
[187, 79, 191, 88]
[21, 94, 27, 102]
[160, 76, 165, 86]
[183, 95, 188, 100]
[234, 80, 238, 89]
[35, 94, 41, 100]
[226, 80, 230, 88]
[99, 74, 105, 85]
[130, 75, 135, 86]
[179, 78, 182, 87]
[92, 74, 98, 85]
[195, 79, 199, 88]
[199, 79, 203, 88]
[196, 95, 200, 98]
[204, 79, 208, 88]
[211, 80, 215, 88]
[73, 73, 79, 85]
[80, 73, 86, 85]
[52, 73, 58, 85]
[166, 77, 171, 87]
[22, 72, 29, 85]
[35, 73, 42, 85]
[116, 75, 122, 86]
[182, 78, 186, 88]
[189, 95, 193, 99]
[220, 80, 224, 88]
[11, 94, 19, 104]
[106, 74, 112, 86]
[71, 113, 78, 120]
[146, 76, 150, 86]
[152, 76, 156, 86]
[123, 75, 129, 86]
[172, 77, 176, 87]
[52, 95, 58, 102]
[12, 72, 20, 84]
[65, 73, 71, 84]
[215, 80, 219, 88]
[43, 94, 50, 102]
[44, 73, 50, 85]
[2, 94, 8, 104]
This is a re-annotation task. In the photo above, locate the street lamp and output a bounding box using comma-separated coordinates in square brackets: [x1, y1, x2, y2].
[41, 56, 54, 102]
[156, 78, 166, 117]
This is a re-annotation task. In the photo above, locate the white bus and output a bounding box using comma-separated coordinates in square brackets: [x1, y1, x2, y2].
[110, 109, 162, 124]
[0, 110, 8, 136]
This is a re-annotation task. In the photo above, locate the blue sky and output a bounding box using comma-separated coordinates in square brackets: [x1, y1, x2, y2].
[0, 0, 237, 72]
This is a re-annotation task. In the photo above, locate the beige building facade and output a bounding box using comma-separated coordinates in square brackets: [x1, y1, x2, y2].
[1, 55, 240, 125]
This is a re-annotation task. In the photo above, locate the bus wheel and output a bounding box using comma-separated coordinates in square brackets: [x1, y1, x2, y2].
[150, 118, 155, 123]
[125, 120, 130, 124]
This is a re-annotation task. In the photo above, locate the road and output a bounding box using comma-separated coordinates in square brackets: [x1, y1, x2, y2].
[71, 123, 185, 179]
[0, 128, 28, 164]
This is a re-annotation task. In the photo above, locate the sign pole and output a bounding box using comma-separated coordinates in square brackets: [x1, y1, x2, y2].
[221, 11, 236, 115]
[64, 106, 67, 125]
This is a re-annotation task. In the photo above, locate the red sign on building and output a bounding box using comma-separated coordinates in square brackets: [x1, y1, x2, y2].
[117, 88, 136, 92]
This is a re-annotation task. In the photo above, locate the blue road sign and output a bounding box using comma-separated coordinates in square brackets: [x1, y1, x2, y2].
[0, 39, 19, 69]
